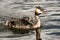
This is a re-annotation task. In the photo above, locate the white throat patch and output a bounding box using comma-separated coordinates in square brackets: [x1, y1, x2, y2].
[36, 9, 43, 13]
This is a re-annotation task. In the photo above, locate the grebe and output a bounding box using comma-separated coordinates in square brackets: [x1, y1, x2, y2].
[5, 6, 46, 40]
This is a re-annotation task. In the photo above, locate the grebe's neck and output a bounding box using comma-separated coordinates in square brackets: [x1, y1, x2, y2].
[32, 15, 40, 28]
[35, 15, 40, 24]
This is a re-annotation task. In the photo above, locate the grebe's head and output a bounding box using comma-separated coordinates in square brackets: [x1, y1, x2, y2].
[35, 6, 47, 15]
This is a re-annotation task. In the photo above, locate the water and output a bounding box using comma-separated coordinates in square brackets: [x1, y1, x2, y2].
[0, 0, 60, 40]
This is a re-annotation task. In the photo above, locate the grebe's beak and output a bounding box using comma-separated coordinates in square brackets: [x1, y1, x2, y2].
[43, 9, 47, 14]
[44, 9, 47, 12]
